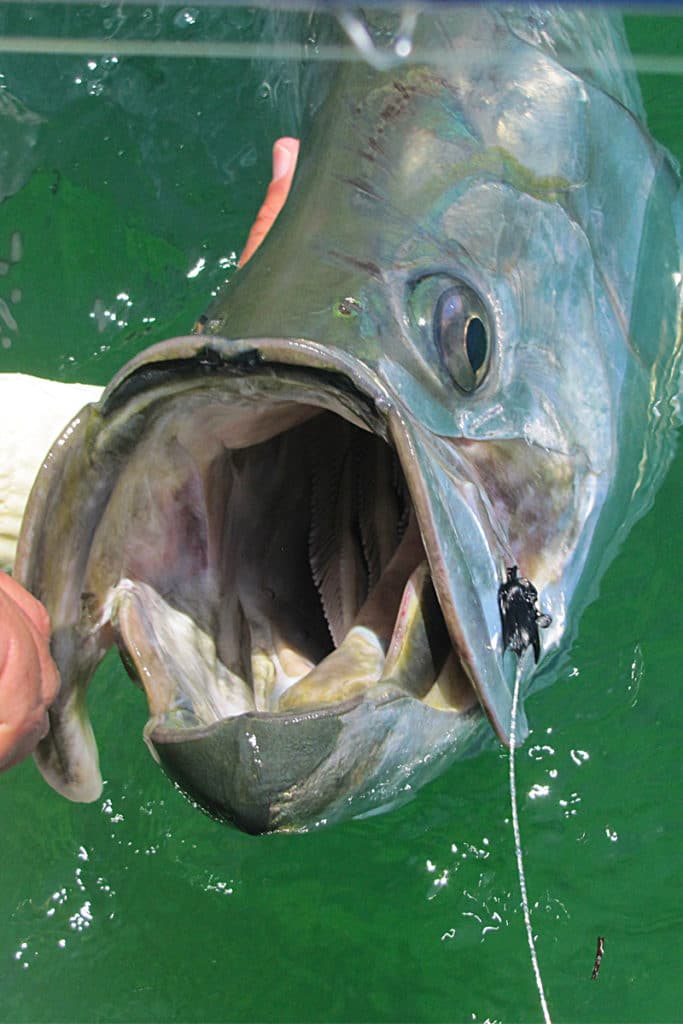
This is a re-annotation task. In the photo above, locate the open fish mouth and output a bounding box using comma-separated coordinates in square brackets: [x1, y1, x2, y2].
[106, 395, 482, 830]
[101, 338, 492, 831]
[110, 410, 478, 726]
[19, 335, 549, 833]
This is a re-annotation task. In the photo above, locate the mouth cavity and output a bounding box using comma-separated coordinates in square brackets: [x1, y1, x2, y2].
[106, 404, 480, 742]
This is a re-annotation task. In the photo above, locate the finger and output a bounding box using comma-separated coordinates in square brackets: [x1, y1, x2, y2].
[0, 596, 60, 769]
[239, 137, 300, 267]
[0, 582, 59, 707]
[34, 623, 60, 706]
[0, 709, 49, 771]
[16, 600, 61, 707]
[0, 591, 48, 769]
[0, 571, 51, 637]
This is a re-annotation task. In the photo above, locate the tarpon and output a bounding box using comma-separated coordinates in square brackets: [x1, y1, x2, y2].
[15, 7, 682, 833]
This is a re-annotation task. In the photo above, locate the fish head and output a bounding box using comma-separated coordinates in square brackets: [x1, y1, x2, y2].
[15, 48, 682, 834]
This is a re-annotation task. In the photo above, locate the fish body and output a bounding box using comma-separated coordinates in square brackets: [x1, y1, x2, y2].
[16, 7, 682, 832]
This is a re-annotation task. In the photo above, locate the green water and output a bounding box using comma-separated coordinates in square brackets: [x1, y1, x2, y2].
[1, 7, 682, 1022]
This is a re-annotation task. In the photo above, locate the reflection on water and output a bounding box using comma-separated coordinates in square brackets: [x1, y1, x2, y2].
[1, 5, 682, 1022]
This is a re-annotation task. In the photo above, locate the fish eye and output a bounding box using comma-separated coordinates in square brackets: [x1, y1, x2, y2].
[434, 284, 491, 393]
[409, 276, 492, 393]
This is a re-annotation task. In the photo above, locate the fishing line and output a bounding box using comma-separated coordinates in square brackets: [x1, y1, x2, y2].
[509, 661, 552, 1024]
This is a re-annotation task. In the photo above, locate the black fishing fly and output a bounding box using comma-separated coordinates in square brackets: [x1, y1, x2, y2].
[498, 566, 552, 663]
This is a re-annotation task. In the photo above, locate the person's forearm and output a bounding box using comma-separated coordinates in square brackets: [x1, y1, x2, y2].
[0, 374, 102, 570]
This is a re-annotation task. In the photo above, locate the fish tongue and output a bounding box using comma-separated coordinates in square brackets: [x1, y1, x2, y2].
[278, 523, 445, 712]
[277, 624, 386, 711]
[109, 579, 255, 744]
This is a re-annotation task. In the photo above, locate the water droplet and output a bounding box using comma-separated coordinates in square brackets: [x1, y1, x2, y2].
[186, 257, 206, 279]
[0, 298, 17, 331]
[10, 231, 22, 263]
[528, 743, 555, 761]
[174, 7, 198, 29]
[395, 36, 412, 58]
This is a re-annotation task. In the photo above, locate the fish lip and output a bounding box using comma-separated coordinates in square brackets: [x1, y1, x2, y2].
[99, 334, 393, 427]
[105, 333, 519, 746]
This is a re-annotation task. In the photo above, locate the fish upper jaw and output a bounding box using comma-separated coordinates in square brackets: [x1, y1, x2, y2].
[388, 409, 536, 745]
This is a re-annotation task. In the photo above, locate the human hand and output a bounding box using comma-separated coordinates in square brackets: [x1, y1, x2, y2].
[238, 137, 300, 266]
[0, 571, 59, 771]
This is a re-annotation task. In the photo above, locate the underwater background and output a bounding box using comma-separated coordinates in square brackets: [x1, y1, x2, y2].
[0, 5, 681, 1022]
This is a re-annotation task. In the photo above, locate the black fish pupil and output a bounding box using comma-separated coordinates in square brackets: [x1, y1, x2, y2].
[465, 316, 487, 373]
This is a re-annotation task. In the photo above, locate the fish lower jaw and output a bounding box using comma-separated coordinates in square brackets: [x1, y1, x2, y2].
[109, 555, 478, 741]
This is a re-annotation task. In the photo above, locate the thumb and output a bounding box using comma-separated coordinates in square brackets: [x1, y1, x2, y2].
[272, 137, 300, 182]
[239, 137, 300, 267]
